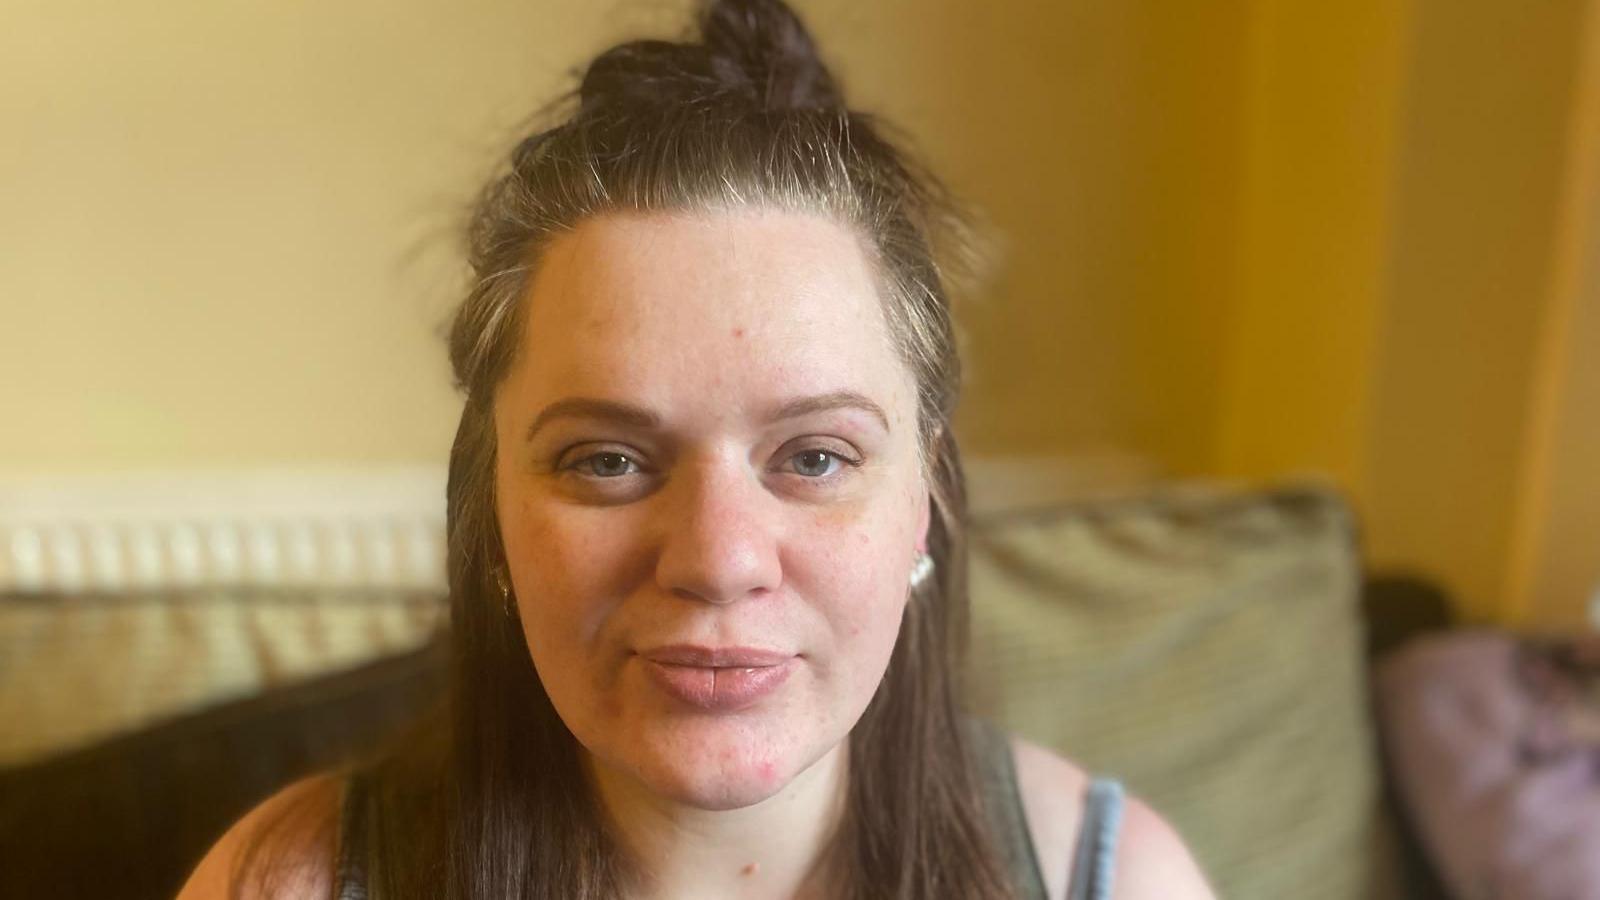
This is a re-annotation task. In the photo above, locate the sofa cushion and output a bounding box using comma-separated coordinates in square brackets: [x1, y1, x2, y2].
[0, 586, 445, 766]
[966, 483, 1383, 900]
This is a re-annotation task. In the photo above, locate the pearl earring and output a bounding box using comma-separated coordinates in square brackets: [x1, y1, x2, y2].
[910, 552, 935, 588]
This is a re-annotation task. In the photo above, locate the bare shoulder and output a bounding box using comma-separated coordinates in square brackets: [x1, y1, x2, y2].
[1009, 736, 1089, 900]
[1110, 789, 1216, 899]
[1009, 737, 1214, 900]
[176, 774, 342, 900]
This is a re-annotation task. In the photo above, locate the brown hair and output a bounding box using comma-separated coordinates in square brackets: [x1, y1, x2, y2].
[263, 1, 1011, 897]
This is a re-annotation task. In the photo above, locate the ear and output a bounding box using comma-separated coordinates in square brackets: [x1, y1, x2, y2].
[915, 484, 933, 554]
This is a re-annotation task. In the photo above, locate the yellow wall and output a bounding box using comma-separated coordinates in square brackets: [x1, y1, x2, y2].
[1364, 0, 1588, 622]
[1517, 186, 1600, 627]
[1217, 0, 1409, 495]
[6, 2, 1594, 621]
[1218, 0, 1594, 624]
[916, 3, 1251, 468]
[1, 0, 1249, 474]
[1510, 0, 1600, 629]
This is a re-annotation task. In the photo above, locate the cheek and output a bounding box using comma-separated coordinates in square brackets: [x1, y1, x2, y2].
[502, 504, 651, 730]
[796, 500, 918, 666]
[500, 497, 639, 664]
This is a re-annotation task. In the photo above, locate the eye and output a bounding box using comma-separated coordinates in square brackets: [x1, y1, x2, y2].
[569, 451, 639, 478]
[788, 448, 845, 478]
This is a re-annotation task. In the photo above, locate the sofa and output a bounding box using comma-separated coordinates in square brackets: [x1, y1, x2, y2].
[0, 461, 1457, 898]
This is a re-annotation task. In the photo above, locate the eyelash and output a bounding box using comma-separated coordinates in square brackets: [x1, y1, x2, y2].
[787, 448, 849, 479]
[558, 446, 862, 485]
[564, 450, 642, 480]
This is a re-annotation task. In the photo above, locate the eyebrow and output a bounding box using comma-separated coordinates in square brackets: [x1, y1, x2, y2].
[522, 390, 891, 443]
[524, 398, 660, 444]
[768, 391, 891, 433]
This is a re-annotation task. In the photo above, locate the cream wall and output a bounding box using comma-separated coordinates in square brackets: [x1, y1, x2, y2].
[0, 0, 580, 469]
[2, 1, 1247, 474]
[7, 2, 1596, 623]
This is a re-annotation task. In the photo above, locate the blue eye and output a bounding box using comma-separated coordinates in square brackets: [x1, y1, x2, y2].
[790, 449, 843, 478]
[574, 452, 638, 478]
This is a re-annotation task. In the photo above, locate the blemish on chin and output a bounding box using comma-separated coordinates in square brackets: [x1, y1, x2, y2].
[758, 760, 777, 784]
[732, 327, 746, 338]
[740, 862, 760, 877]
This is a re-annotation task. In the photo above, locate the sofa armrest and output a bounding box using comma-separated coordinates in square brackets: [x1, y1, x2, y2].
[0, 639, 447, 900]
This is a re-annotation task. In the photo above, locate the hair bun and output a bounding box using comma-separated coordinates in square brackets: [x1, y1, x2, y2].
[579, 0, 842, 115]
[700, 0, 841, 110]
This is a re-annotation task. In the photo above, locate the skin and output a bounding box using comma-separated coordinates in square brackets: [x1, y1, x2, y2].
[492, 209, 929, 896]
[177, 207, 1215, 900]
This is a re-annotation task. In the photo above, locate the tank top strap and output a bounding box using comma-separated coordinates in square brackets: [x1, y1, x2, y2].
[965, 719, 1050, 899]
[1066, 777, 1126, 900]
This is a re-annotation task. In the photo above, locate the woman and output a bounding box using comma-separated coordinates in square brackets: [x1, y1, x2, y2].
[181, 1, 1213, 897]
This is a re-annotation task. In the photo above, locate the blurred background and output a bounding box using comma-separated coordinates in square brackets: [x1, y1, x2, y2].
[4, 0, 1597, 627]
[3, 2, 1599, 898]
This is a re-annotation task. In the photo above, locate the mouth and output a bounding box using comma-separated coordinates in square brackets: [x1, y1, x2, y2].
[638, 644, 796, 712]
[641, 644, 793, 667]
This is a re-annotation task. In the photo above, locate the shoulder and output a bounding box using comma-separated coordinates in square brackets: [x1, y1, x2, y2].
[1009, 736, 1088, 900]
[1109, 790, 1216, 899]
[176, 774, 343, 900]
[1009, 736, 1215, 900]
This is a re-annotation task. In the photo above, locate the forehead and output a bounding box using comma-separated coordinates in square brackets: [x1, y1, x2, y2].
[504, 210, 912, 417]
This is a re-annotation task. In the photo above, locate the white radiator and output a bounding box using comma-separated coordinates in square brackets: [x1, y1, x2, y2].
[0, 466, 449, 593]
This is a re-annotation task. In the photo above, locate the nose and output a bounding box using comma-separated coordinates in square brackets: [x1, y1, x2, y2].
[653, 457, 782, 605]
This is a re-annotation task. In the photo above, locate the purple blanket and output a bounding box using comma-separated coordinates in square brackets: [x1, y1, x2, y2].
[1377, 632, 1600, 900]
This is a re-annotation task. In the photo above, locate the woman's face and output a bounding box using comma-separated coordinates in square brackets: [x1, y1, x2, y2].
[493, 209, 930, 811]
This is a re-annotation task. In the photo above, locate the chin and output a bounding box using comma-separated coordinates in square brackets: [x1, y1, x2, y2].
[653, 738, 803, 810]
[613, 716, 829, 811]
[650, 770, 788, 811]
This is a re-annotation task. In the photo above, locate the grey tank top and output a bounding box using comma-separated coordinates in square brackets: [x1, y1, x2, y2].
[336, 723, 1124, 899]
[969, 720, 1125, 900]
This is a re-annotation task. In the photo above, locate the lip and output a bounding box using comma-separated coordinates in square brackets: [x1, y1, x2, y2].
[638, 645, 797, 712]
[640, 644, 794, 667]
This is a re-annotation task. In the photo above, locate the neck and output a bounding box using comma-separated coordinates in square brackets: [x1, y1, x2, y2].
[587, 743, 850, 900]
